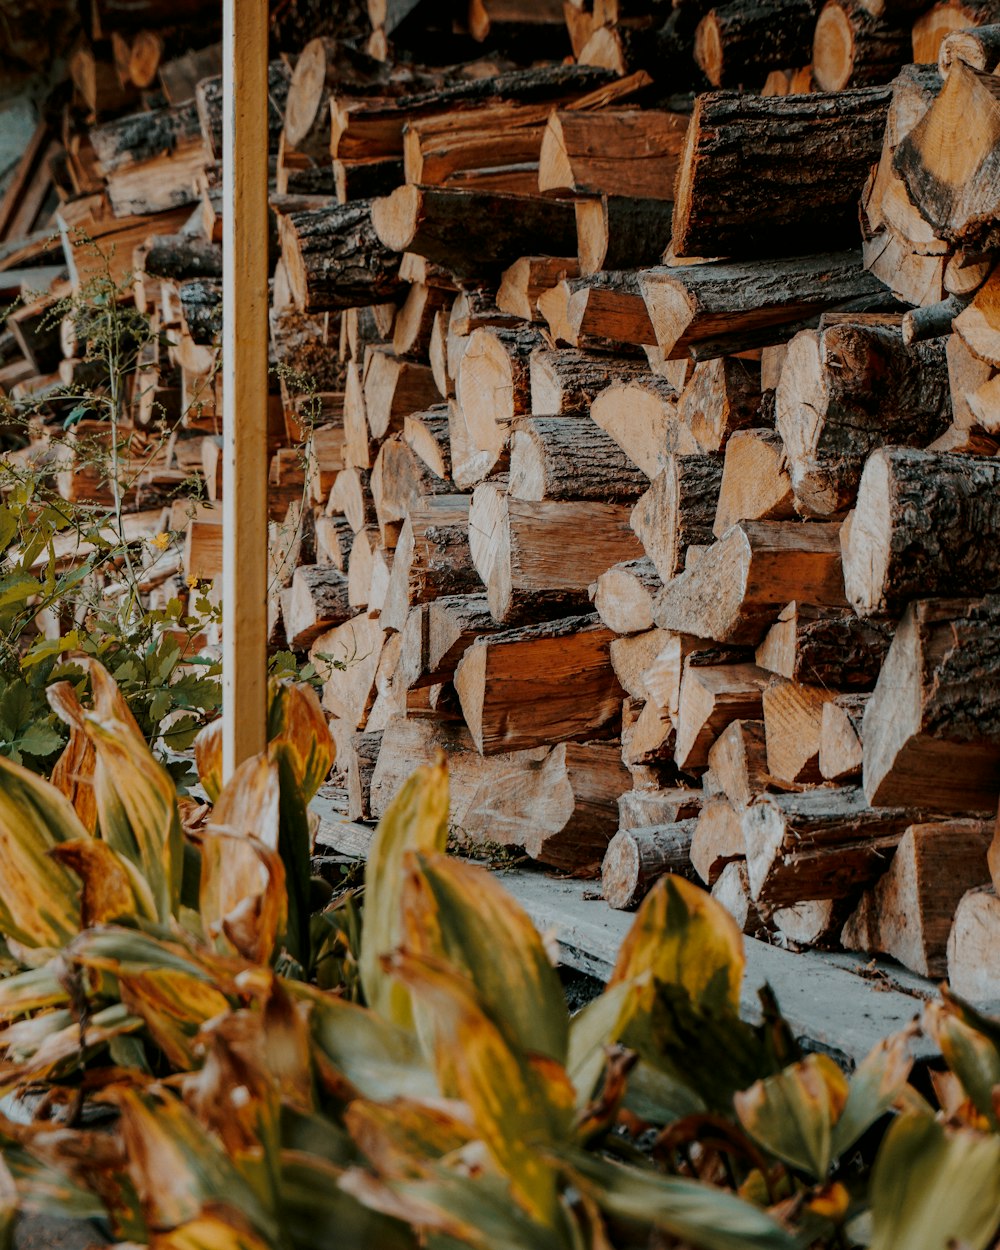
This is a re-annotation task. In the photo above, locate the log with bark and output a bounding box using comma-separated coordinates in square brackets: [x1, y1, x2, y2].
[755, 601, 894, 689]
[538, 109, 688, 199]
[713, 428, 795, 534]
[630, 453, 724, 581]
[811, 0, 909, 91]
[509, 417, 649, 503]
[280, 202, 404, 313]
[601, 819, 700, 908]
[694, 0, 818, 87]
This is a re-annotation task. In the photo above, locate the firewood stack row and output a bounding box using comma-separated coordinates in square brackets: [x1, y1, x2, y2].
[3, 0, 1000, 1001]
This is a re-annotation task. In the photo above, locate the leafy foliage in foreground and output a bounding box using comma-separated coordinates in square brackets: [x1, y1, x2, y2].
[0, 668, 995, 1250]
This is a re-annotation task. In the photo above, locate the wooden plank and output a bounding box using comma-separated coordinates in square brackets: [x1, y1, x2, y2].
[222, 0, 269, 780]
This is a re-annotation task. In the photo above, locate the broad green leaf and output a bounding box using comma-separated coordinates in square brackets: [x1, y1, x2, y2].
[925, 996, 1000, 1130]
[84, 715, 184, 922]
[267, 678, 335, 801]
[340, 1164, 567, 1250]
[302, 987, 438, 1104]
[609, 875, 744, 1016]
[116, 969, 231, 1070]
[11, 1001, 142, 1081]
[549, 1146, 798, 1250]
[390, 951, 572, 1228]
[2, 1144, 107, 1222]
[870, 1112, 1000, 1250]
[403, 852, 568, 1064]
[281, 1152, 418, 1250]
[360, 760, 449, 1029]
[0, 965, 69, 1018]
[0, 753, 86, 948]
[830, 1028, 915, 1158]
[734, 1053, 848, 1180]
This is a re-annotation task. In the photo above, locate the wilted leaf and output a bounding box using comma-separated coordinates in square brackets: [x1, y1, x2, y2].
[267, 679, 334, 802]
[117, 969, 231, 1070]
[925, 994, 1000, 1130]
[0, 964, 69, 1019]
[830, 1027, 915, 1158]
[360, 760, 449, 1029]
[870, 1112, 1000, 1250]
[346, 1097, 473, 1180]
[734, 1053, 849, 1180]
[46, 680, 97, 833]
[150, 1214, 273, 1250]
[102, 1085, 277, 1241]
[0, 753, 86, 949]
[51, 838, 157, 927]
[84, 716, 184, 923]
[609, 876, 744, 1016]
[567, 980, 644, 1109]
[402, 852, 568, 1065]
[389, 951, 572, 1228]
[549, 1146, 798, 1250]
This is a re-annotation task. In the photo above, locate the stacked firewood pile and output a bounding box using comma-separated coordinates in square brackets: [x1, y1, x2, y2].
[4, 0, 1000, 1002]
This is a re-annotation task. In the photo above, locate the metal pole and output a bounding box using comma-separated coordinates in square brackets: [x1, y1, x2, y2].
[221, 0, 269, 780]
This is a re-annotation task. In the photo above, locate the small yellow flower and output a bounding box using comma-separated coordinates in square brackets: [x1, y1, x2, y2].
[186, 575, 199, 588]
[150, 532, 170, 551]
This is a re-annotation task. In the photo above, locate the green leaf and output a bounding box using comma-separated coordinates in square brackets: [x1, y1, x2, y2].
[279, 1155, 418, 1250]
[870, 1112, 1000, 1250]
[360, 760, 449, 1029]
[15, 723, 65, 760]
[0, 754, 86, 949]
[830, 1028, 914, 1159]
[548, 1146, 798, 1250]
[925, 995, 1000, 1130]
[735, 1054, 848, 1181]
[403, 852, 569, 1065]
[567, 980, 643, 1107]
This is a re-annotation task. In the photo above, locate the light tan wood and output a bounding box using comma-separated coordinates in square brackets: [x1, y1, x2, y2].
[609, 629, 672, 700]
[755, 601, 893, 689]
[601, 819, 699, 909]
[714, 429, 795, 537]
[674, 661, 769, 771]
[590, 376, 690, 479]
[593, 559, 661, 636]
[677, 356, 762, 453]
[690, 794, 746, 886]
[310, 612, 386, 728]
[538, 109, 688, 199]
[497, 255, 579, 321]
[762, 677, 840, 785]
[819, 693, 869, 782]
[712, 860, 766, 935]
[947, 885, 1000, 1002]
[707, 718, 770, 811]
[843, 819, 993, 974]
[221, 0, 269, 779]
[630, 453, 724, 582]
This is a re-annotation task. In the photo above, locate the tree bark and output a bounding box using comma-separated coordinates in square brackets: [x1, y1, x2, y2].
[694, 0, 818, 86]
[755, 602, 894, 689]
[280, 202, 404, 314]
[575, 195, 675, 275]
[630, 453, 724, 581]
[509, 416, 649, 502]
[812, 0, 910, 91]
[602, 819, 700, 908]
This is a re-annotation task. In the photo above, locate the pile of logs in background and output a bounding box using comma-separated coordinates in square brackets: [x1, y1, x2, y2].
[4, 0, 1000, 1001]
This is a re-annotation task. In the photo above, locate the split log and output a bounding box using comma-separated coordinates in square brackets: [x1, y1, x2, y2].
[706, 718, 770, 810]
[369, 715, 628, 873]
[674, 660, 768, 770]
[629, 454, 724, 582]
[454, 326, 545, 475]
[590, 376, 688, 479]
[315, 514, 354, 569]
[453, 613, 623, 754]
[364, 350, 439, 441]
[497, 255, 580, 321]
[425, 593, 501, 684]
[575, 196, 674, 276]
[345, 730, 383, 821]
[953, 266, 1000, 367]
[863, 596, 1000, 814]
[755, 601, 893, 689]
[328, 467, 373, 533]
[601, 819, 699, 908]
[380, 496, 479, 632]
[671, 90, 890, 260]
[401, 102, 549, 196]
[141, 233, 222, 280]
[403, 407, 451, 479]
[819, 693, 869, 782]
[842, 448, 1000, 616]
[370, 424, 451, 542]
[743, 786, 936, 905]
[310, 612, 386, 727]
[593, 558, 661, 635]
[285, 565, 353, 651]
[618, 787, 703, 832]
[654, 520, 846, 644]
[690, 794, 746, 885]
[712, 861, 767, 934]
[677, 356, 762, 452]
[393, 281, 450, 358]
[641, 252, 888, 359]
[468, 484, 644, 624]
[947, 885, 1000, 1003]
[509, 417, 649, 503]
[621, 696, 675, 766]
[371, 185, 578, 279]
[89, 100, 206, 217]
[529, 346, 650, 417]
[762, 677, 840, 784]
[812, 0, 909, 91]
[713, 428, 795, 535]
[775, 323, 951, 517]
[894, 61, 1000, 254]
[542, 271, 658, 349]
[538, 109, 688, 199]
[281, 202, 403, 313]
[842, 820, 993, 975]
[694, 0, 818, 87]
[610, 629, 672, 698]
[939, 22, 1000, 74]
[269, 309, 346, 394]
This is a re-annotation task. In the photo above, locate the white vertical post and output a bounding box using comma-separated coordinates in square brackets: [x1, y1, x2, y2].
[221, 0, 269, 780]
